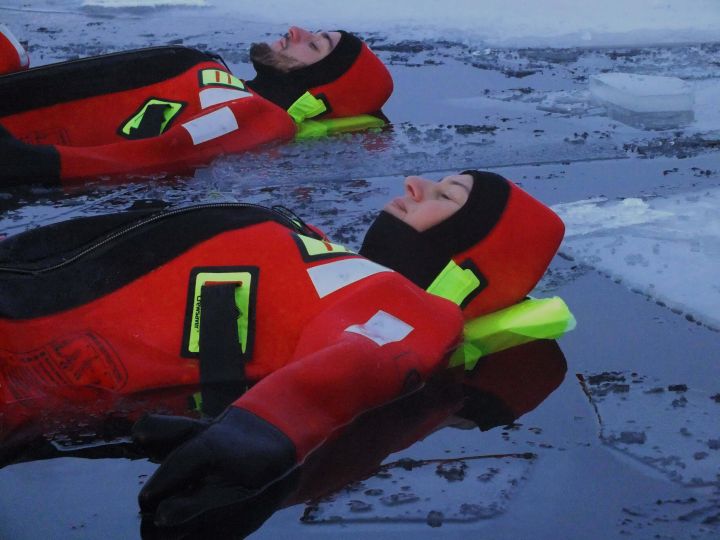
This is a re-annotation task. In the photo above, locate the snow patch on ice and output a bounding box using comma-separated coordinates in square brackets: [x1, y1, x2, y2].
[554, 189, 720, 328]
[554, 197, 674, 235]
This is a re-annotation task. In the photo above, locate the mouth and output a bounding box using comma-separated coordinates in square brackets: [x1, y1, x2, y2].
[271, 34, 288, 51]
[389, 197, 407, 213]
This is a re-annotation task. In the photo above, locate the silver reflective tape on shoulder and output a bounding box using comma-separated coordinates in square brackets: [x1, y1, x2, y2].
[345, 310, 414, 346]
[182, 106, 238, 145]
[307, 258, 390, 298]
[0, 24, 29, 68]
[199, 88, 251, 109]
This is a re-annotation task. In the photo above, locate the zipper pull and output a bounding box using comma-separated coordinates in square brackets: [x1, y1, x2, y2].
[271, 205, 319, 238]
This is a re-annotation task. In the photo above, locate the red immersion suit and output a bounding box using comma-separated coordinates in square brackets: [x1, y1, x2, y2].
[0, 34, 392, 186]
[0, 205, 461, 463]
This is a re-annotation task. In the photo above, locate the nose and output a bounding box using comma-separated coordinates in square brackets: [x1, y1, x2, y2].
[288, 26, 313, 43]
[404, 176, 431, 201]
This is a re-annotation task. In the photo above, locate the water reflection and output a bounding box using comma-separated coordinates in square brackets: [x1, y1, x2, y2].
[0, 337, 565, 538]
[138, 339, 566, 539]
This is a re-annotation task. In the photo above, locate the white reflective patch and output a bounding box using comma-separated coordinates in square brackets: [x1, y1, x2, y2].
[345, 310, 414, 346]
[182, 106, 238, 145]
[199, 88, 251, 109]
[307, 258, 390, 298]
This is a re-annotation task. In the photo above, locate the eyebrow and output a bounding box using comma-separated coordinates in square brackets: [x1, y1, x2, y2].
[321, 32, 334, 50]
[448, 179, 472, 194]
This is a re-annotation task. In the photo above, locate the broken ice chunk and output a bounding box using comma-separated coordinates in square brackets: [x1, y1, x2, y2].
[589, 73, 694, 130]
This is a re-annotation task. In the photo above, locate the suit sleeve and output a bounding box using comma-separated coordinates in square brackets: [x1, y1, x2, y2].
[58, 96, 296, 184]
[233, 273, 465, 460]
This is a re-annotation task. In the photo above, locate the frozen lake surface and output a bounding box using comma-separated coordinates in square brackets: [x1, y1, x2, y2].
[1, 1, 719, 539]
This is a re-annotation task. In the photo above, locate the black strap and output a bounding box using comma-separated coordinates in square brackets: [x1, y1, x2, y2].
[126, 103, 170, 139]
[0, 123, 60, 186]
[199, 282, 247, 417]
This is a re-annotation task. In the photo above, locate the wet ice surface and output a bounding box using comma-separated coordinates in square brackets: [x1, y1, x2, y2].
[300, 454, 535, 526]
[581, 372, 720, 487]
[581, 372, 720, 539]
[2, 2, 720, 539]
[0, 458, 154, 539]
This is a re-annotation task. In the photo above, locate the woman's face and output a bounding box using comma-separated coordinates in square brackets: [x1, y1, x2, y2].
[383, 174, 474, 232]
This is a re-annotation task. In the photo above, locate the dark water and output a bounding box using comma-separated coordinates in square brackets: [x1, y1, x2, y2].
[1, 4, 720, 539]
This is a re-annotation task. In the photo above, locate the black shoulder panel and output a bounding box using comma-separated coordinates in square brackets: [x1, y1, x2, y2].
[0, 205, 289, 319]
[0, 46, 215, 118]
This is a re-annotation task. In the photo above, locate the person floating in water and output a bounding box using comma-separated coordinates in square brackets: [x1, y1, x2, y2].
[0, 170, 571, 533]
[0, 25, 392, 186]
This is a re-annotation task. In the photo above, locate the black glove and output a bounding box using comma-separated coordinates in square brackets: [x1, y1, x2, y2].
[137, 407, 297, 539]
[133, 414, 210, 462]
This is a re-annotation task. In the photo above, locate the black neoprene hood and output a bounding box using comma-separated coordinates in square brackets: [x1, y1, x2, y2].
[359, 170, 511, 288]
[246, 31, 362, 110]
[422, 170, 511, 254]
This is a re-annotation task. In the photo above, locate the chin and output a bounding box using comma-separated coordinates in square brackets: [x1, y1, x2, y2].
[382, 206, 402, 219]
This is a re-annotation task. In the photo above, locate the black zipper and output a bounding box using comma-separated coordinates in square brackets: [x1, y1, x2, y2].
[0, 202, 314, 275]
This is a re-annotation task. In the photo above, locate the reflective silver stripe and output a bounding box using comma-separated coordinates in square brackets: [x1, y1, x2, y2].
[345, 310, 414, 346]
[199, 88, 251, 109]
[307, 258, 390, 298]
[182, 106, 238, 145]
[0, 24, 29, 68]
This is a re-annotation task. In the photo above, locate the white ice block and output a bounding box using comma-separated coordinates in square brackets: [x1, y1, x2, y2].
[589, 73, 694, 129]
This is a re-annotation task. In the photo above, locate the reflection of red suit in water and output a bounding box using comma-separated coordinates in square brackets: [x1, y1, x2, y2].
[129, 339, 568, 538]
[293, 338, 568, 505]
[0, 206, 462, 463]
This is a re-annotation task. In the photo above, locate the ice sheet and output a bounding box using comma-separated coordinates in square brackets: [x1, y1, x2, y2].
[554, 188, 720, 329]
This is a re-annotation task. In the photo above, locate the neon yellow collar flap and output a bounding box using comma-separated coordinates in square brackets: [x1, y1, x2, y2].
[449, 296, 576, 370]
[288, 92, 386, 139]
